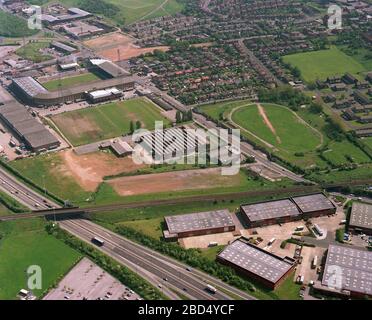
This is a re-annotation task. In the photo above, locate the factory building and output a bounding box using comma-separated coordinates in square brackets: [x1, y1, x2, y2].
[291, 193, 336, 218]
[0, 102, 60, 152]
[241, 199, 301, 228]
[240, 193, 336, 228]
[349, 202, 372, 235]
[217, 237, 296, 289]
[163, 209, 235, 240]
[317, 244, 372, 298]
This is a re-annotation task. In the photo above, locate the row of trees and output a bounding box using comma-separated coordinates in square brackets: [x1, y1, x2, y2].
[176, 110, 193, 123]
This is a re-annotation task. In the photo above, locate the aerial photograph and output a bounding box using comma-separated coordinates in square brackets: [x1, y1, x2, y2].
[0, 0, 371, 310]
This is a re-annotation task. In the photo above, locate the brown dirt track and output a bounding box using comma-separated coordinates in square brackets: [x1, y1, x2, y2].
[84, 32, 169, 61]
[60, 150, 147, 192]
[108, 167, 241, 196]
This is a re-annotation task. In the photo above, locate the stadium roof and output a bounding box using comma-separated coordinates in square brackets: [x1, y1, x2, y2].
[241, 199, 300, 222]
[349, 202, 372, 230]
[292, 193, 336, 213]
[165, 209, 234, 235]
[90, 59, 130, 78]
[218, 238, 293, 284]
[322, 244, 372, 296]
[13, 77, 48, 98]
[13, 76, 136, 101]
[51, 41, 77, 53]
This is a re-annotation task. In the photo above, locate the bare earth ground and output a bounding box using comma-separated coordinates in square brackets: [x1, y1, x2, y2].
[257, 103, 282, 144]
[84, 32, 169, 61]
[109, 167, 241, 196]
[61, 150, 147, 191]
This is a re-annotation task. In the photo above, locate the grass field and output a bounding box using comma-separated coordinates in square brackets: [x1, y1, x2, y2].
[32, 0, 184, 25]
[0, 218, 81, 299]
[51, 97, 171, 146]
[16, 41, 53, 63]
[283, 46, 366, 82]
[10, 153, 92, 205]
[361, 137, 372, 149]
[232, 103, 321, 153]
[42, 73, 102, 91]
[201, 100, 371, 170]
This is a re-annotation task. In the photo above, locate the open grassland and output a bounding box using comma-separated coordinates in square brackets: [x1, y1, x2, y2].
[0, 204, 12, 217]
[308, 164, 372, 184]
[51, 98, 171, 146]
[0, 219, 81, 299]
[42, 72, 102, 91]
[10, 149, 295, 207]
[16, 41, 53, 63]
[201, 100, 371, 170]
[361, 137, 372, 149]
[30, 0, 184, 25]
[232, 103, 321, 153]
[0, 10, 38, 38]
[283, 46, 366, 82]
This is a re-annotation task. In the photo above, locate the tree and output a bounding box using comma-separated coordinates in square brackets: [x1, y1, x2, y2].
[176, 111, 182, 123]
[136, 121, 142, 130]
[129, 121, 134, 133]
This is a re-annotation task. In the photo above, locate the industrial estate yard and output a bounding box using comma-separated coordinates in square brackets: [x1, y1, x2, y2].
[0, 0, 371, 304]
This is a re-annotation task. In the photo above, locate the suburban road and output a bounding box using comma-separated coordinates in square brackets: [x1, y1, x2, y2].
[60, 218, 256, 301]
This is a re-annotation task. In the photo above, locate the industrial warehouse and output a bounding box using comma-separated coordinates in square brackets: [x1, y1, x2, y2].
[241, 193, 336, 228]
[163, 209, 235, 240]
[348, 202, 372, 235]
[0, 102, 60, 152]
[217, 237, 296, 289]
[318, 244, 372, 298]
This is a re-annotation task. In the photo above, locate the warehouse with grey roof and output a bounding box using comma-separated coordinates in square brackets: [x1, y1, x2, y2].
[163, 209, 235, 240]
[320, 244, 372, 298]
[217, 237, 296, 289]
[349, 202, 372, 235]
[240, 193, 336, 228]
[241, 199, 301, 228]
[0, 102, 60, 152]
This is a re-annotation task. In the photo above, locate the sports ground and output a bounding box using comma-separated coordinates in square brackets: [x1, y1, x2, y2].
[50, 97, 171, 146]
[42, 73, 102, 91]
[283, 46, 366, 83]
[201, 100, 371, 169]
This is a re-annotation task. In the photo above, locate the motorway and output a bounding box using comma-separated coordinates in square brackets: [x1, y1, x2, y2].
[0, 167, 56, 210]
[60, 218, 256, 300]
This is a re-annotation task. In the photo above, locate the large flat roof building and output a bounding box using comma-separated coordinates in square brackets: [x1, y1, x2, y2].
[163, 209, 235, 240]
[0, 102, 60, 152]
[349, 202, 372, 235]
[241, 199, 301, 228]
[217, 237, 295, 289]
[240, 193, 336, 228]
[291, 193, 336, 218]
[321, 244, 372, 298]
